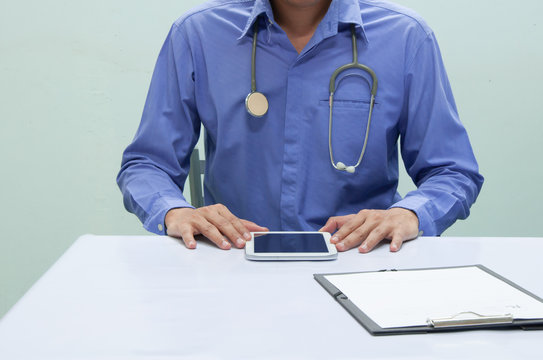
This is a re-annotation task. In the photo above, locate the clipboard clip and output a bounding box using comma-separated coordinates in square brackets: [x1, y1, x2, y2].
[427, 311, 514, 328]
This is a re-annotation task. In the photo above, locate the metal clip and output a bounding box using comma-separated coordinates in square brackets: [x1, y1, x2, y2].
[427, 311, 514, 328]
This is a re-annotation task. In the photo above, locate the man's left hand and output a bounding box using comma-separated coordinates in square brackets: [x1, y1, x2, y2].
[319, 208, 419, 253]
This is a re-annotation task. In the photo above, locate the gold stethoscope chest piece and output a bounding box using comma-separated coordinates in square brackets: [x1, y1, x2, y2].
[245, 91, 269, 117]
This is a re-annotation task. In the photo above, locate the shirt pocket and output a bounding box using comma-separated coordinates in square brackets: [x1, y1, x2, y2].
[317, 99, 378, 169]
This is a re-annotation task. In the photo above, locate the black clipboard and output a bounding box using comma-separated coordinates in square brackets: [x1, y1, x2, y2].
[314, 265, 543, 336]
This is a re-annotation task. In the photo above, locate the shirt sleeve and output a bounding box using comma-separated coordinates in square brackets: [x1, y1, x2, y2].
[116, 24, 200, 235]
[390, 32, 484, 236]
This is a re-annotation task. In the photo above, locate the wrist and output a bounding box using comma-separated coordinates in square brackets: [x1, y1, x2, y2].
[165, 207, 194, 229]
[390, 207, 419, 228]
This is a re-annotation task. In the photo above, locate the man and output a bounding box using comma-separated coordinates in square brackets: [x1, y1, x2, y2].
[117, 0, 484, 253]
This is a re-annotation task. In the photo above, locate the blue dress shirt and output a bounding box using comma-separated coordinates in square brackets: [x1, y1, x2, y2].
[117, 0, 484, 236]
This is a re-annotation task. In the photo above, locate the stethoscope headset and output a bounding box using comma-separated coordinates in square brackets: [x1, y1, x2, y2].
[245, 23, 378, 174]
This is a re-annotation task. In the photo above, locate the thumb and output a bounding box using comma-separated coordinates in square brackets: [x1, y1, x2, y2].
[319, 215, 355, 232]
[241, 219, 269, 232]
[319, 217, 337, 233]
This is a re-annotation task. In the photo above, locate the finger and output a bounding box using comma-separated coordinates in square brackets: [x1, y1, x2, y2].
[196, 219, 232, 250]
[390, 233, 404, 252]
[336, 223, 372, 252]
[216, 206, 253, 243]
[203, 208, 246, 248]
[359, 226, 390, 253]
[178, 225, 197, 249]
[389, 228, 420, 252]
[332, 213, 368, 245]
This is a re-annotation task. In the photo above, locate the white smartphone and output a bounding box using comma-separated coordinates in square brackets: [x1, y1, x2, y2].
[245, 231, 338, 261]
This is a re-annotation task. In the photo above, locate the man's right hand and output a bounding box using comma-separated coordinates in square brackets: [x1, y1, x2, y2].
[165, 204, 269, 250]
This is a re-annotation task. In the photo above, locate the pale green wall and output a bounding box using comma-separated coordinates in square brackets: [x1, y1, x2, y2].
[0, 1, 542, 318]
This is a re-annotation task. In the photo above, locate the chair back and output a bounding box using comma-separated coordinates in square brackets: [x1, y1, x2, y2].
[188, 148, 205, 208]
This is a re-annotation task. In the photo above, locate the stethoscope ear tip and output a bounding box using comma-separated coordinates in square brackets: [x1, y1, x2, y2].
[335, 162, 356, 173]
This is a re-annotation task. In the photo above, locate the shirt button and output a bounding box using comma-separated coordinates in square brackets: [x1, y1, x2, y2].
[158, 224, 164, 232]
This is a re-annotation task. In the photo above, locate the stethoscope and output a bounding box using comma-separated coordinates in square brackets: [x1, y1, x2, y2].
[246, 23, 378, 173]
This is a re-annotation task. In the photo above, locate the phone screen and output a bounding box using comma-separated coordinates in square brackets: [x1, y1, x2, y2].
[253, 233, 329, 253]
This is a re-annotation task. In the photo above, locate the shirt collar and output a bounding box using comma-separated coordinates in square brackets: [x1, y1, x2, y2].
[238, 0, 274, 40]
[238, 0, 368, 44]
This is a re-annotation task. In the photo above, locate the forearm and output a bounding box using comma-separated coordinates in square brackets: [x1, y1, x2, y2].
[117, 160, 193, 235]
[397, 31, 484, 235]
[391, 168, 483, 235]
[117, 23, 200, 235]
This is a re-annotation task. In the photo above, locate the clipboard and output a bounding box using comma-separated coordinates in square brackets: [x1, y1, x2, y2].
[314, 265, 543, 336]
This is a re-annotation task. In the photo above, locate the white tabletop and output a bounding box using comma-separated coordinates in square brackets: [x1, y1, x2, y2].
[0, 235, 542, 359]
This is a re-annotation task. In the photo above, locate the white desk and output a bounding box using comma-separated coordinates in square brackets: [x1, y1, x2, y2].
[0, 235, 542, 359]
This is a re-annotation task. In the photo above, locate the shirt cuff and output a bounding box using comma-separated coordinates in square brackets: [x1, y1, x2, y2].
[143, 195, 194, 235]
[389, 195, 437, 236]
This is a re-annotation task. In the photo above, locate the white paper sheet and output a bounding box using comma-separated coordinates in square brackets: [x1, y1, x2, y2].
[324, 266, 543, 329]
